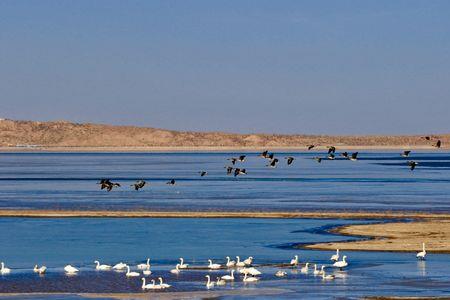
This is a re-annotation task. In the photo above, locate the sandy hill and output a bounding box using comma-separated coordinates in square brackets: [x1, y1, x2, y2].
[0, 119, 447, 149]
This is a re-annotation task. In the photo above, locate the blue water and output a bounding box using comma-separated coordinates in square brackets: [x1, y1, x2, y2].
[0, 217, 449, 299]
[0, 151, 449, 212]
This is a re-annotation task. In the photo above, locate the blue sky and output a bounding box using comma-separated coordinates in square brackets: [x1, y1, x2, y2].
[1, 1, 449, 134]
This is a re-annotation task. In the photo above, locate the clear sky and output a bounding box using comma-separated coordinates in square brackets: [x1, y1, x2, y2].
[1, 1, 449, 135]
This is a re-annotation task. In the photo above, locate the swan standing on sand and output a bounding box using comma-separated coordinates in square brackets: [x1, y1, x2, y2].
[331, 249, 340, 262]
[179, 258, 189, 269]
[205, 275, 215, 288]
[243, 273, 259, 282]
[208, 259, 221, 269]
[333, 256, 348, 270]
[125, 266, 140, 277]
[221, 270, 235, 281]
[158, 277, 171, 288]
[33, 265, 47, 274]
[64, 265, 78, 274]
[94, 260, 111, 270]
[301, 263, 309, 273]
[113, 262, 127, 270]
[137, 258, 150, 270]
[417, 243, 427, 260]
[0, 262, 11, 274]
[290, 255, 299, 266]
[170, 264, 181, 274]
[226, 256, 236, 268]
[236, 256, 245, 267]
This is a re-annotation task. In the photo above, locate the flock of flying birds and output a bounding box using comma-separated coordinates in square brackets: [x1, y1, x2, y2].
[97, 137, 442, 191]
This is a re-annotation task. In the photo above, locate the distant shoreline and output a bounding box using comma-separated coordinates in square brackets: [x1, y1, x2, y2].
[0, 145, 447, 152]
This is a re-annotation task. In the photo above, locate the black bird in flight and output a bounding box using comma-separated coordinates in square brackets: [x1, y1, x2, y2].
[408, 161, 418, 171]
[199, 171, 207, 177]
[340, 152, 349, 158]
[435, 140, 442, 148]
[285, 156, 295, 165]
[328, 146, 336, 154]
[327, 153, 335, 160]
[167, 179, 176, 185]
[307, 145, 315, 150]
[350, 152, 358, 161]
[228, 157, 237, 165]
[234, 168, 247, 177]
[98, 179, 121, 192]
[401, 150, 411, 157]
[259, 150, 269, 158]
[131, 180, 146, 191]
[267, 158, 279, 168]
[423, 136, 431, 140]
[225, 166, 233, 175]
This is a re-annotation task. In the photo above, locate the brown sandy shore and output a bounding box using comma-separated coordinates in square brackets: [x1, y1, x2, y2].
[2, 209, 450, 253]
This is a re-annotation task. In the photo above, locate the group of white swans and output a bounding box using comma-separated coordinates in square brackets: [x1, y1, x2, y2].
[0, 243, 427, 291]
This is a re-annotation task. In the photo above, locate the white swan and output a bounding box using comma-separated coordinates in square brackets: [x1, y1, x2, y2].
[235, 256, 245, 267]
[226, 256, 236, 268]
[246, 267, 262, 276]
[216, 276, 226, 286]
[137, 258, 150, 270]
[301, 262, 309, 273]
[243, 256, 253, 266]
[221, 270, 235, 281]
[275, 270, 287, 277]
[170, 264, 181, 274]
[179, 258, 189, 269]
[208, 259, 221, 269]
[64, 265, 78, 274]
[417, 243, 427, 260]
[331, 249, 340, 262]
[0, 262, 11, 274]
[94, 260, 112, 270]
[113, 262, 127, 270]
[143, 265, 152, 276]
[290, 255, 299, 266]
[333, 255, 348, 270]
[322, 270, 335, 280]
[313, 264, 320, 276]
[141, 277, 153, 290]
[125, 265, 140, 277]
[158, 277, 171, 288]
[205, 275, 215, 288]
[33, 265, 47, 274]
[243, 273, 259, 282]
[320, 265, 325, 275]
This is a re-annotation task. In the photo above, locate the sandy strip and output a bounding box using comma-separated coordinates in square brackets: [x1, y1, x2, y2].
[0, 288, 290, 299]
[0, 209, 450, 220]
[305, 220, 450, 253]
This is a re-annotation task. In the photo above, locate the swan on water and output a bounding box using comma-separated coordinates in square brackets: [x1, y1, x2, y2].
[137, 258, 150, 270]
[243, 273, 259, 282]
[239, 267, 261, 276]
[221, 270, 235, 281]
[216, 277, 226, 286]
[125, 265, 140, 277]
[33, 265, 47, 274]
[64, 265, 78, 274]
[141, 277, 155, 290]
[235, 256, 245, 267]
[208, 259, 221, 269]
[333, 255, 348, 270]
[170, 264, 181, 274]
[322, 270, 335, 280]
[417, 243, 427, 260]
[301, 263, 309, 273]
[179, 258, 189, 269]
[275, 270, 287, 277]
[158, 277, 171, 288]
[313, 264, 320, 276]
[320, 265, 325, 275]
[205, 275, 215, 288]
[243, 256, 253, 266]
[290, 255, 299, 266]
[113, 262, 127, 270]
[94, 260, 112, 270]
[331, 249, 340, 262]
[226, 256, 236, 268]
[0, 262, 11, 274]
[143, 265, 152, 276]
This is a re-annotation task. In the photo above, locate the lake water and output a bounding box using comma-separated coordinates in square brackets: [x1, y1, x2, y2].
[0, 217, 449, 299]
[0, 151, 449, 212]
